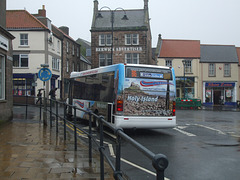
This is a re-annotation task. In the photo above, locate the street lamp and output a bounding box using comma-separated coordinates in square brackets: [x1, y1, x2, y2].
[96, 6, 128, 65]
[182, 60, 186, 99]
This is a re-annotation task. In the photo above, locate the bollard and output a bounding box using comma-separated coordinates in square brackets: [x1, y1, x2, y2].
[114, 128, 123, 179]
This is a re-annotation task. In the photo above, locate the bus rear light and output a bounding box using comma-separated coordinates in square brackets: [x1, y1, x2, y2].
[124, 118, 129, 120]
[117, 100, 123, 111]
[168, 118, 172, 120]
[172, 101, 176, 116]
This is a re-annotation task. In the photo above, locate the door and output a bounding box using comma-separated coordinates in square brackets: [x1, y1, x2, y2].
[214, 90, 221, 105]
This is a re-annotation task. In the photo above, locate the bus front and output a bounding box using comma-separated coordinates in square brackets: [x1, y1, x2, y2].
[114, 64, 176, 129]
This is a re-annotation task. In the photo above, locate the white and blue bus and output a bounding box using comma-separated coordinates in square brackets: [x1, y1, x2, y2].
[68, 63, 176, 129]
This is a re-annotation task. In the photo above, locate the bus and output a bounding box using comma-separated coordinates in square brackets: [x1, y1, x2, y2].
[68, 63, 176, 129]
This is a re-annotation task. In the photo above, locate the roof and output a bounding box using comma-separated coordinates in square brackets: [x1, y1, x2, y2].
[200, 45, 239, 63]
[236, 47, 240, 64]
[159, 39, 201, 58]
[6, 10, 49, 30]
[80, 55, 92, 65]
[52, 24, 75, 42]
[92, 9, 147, 31]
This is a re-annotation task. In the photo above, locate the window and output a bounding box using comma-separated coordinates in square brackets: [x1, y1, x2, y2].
[99, 34, 112, 46]
[208, 63, 215, 77]
[0, 54, 5, 100]
[99, 54, 112, 67]
[184, 60, 192, 73]
[125, 34, 139, 45]
[57, 40, 60, 52]
[224, 64, 231, 77]
[52, 57, 60, 70]
[125, 53, 139, 64]
[66, 41, 69, 53]
[72, 45, 75, 55]
[66, 59, 69, 72]
[165, 60, 172, 67]
[20, 34, 28, 46]
[13, 54, 28, 67]
[77, 47, 79, 57]
[72, 62, 75, 72]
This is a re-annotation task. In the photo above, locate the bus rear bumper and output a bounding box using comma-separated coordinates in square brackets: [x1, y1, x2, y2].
[113, 115, 176, 129]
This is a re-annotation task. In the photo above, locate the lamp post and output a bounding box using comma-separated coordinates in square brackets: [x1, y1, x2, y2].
[182, 60, 186, 99]
[96, 6, 128, 65]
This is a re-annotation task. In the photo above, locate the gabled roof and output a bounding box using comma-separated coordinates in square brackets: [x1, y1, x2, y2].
[159, 39, 201, 58]
[200, 45, 238, 63]
[92, 9, 147, 31]
[236, 47, 240, 64]
[6, 10, 49, 30]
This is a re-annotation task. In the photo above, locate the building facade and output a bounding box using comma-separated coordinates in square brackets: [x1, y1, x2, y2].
[91, 0, 154, 68]
[7, 8, 61, 103]
[0, 0, 15, 123]
[156, 36, 201, 99]
[200, 45, 239, 106]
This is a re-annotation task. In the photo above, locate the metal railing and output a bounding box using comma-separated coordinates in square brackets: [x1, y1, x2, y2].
[14, 95, 169, 180]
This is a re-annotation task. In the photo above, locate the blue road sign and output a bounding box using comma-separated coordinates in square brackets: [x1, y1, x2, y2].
[38, 68, 52, 81]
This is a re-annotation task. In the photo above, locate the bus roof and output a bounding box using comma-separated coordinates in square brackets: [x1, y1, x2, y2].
[70, 63, 171, 78]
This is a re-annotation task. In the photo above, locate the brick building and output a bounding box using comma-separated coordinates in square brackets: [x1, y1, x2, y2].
[91, 0, 154, 68]
[0, 0, 15, 123]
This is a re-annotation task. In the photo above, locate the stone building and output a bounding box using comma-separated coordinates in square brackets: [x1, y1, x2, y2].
[0, 0, 15, 123]
[91, 0, 154, 68]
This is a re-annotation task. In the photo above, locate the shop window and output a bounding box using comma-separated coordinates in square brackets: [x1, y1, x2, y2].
[13, 54, 28, 67]
[208, 63, 215, 77]
[225, 88, 232, 102]
[20, 33, 28, 46]
[13, 78, 35, 96]
[125, 53, 139, 64]
[224, 64, 231, 77]
[205, 89, 212, 103]
[99, 54, 112, 67]
[0, 54, 5, 100]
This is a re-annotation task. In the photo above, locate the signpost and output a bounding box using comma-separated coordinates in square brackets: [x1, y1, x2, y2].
[38, 64, 51, 126]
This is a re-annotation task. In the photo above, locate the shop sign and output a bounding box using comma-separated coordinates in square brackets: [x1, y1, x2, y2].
[205, 82, 235, 87]
[96, 46, 143, 52]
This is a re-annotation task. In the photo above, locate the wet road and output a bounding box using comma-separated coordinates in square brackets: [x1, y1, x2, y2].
[117, 109, 240, 180]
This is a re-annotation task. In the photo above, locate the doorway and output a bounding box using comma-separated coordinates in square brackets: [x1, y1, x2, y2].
[214, 90, 221, 105]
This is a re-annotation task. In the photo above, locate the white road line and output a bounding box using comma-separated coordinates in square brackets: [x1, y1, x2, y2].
[194, 124, 226, 135]
[174, 127, 196, 137]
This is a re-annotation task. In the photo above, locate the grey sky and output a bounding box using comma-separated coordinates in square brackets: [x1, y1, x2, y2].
[7, 0, 240, 47]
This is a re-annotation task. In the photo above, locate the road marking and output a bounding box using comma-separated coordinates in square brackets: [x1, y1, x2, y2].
[194, 124, 226, 135]
[174, 127, 196, 137]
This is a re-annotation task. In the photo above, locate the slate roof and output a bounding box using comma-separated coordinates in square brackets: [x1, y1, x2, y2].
[200, 45, 239, 63]
[6, 10, 49, 31]
[92, 9, 147, 31]
[159, 39, 201, 58]
[236, 47, 240, 64]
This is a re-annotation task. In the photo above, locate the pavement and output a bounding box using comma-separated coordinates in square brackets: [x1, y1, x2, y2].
[0, 105, 114, 180]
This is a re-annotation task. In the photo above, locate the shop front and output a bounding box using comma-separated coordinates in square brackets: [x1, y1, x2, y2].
[203, 82, 237, 106]
[176, 77, 195, 99]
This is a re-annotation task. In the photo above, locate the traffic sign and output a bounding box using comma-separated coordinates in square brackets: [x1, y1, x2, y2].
[38, 68, 52, 82]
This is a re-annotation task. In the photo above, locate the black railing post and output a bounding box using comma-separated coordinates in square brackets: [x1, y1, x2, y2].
[152, 154, 169, 180]
[114, 128, 123, 179]
[50, 99, 52, 128]
[99, 116, 105, 180]
[25, 95, 28, 119]
[88, 112, 92, 164]
[74, 106, 77, 151]
[39, 97, 42, 121]
[56, 100, 58, 134]
[63, 103, 67, 140]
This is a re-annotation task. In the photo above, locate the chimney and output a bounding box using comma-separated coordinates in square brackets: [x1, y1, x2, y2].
[59, 26, 69, 35]
[0, 0, 6, 28]
[93, 0, 99, 16]
[38, 5, 46, 17]
[144, 0, 148, 10]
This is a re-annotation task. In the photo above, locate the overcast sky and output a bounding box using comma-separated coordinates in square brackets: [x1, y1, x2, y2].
[7, 0, 240, 47]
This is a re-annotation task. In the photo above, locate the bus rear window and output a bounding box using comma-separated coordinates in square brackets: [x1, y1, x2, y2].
[125, 66, 172, 80]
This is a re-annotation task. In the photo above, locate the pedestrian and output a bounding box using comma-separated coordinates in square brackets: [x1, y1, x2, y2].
[49, 88, 57, 106]
[36, 89, 43, 105]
